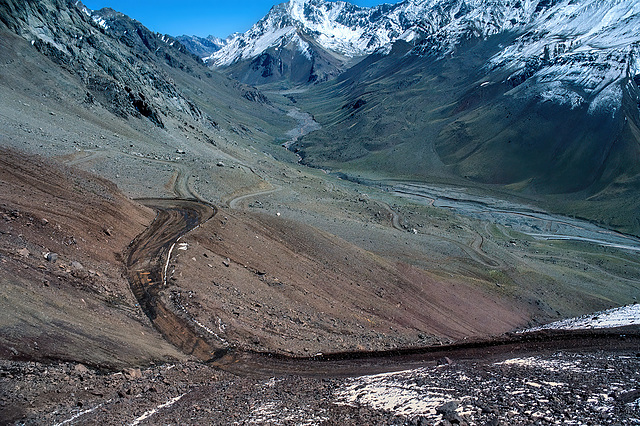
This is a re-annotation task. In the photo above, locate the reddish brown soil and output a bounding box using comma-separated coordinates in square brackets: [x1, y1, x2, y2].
[0, 148, 184, 368]
[167, 209, 531, 356]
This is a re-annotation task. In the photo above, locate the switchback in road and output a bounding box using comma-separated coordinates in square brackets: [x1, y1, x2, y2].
[124, 198, 640, 378]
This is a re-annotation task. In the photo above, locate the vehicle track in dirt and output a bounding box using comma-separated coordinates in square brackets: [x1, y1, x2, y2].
[125, 198, 221, 361]
[377, 200, 504, 268]
[124, 199, 640, 378]
[228, 186, 282, 209]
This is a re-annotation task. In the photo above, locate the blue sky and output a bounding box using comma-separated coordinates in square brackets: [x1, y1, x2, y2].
[82, 0, 401, 38]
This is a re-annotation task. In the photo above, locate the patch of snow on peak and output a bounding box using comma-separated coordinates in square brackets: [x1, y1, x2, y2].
[539, 82, 584, 109]
[587, 83, 623, 117]
[92, 15, 109, 30]
[210, 0, 419, 66]
[295, 37, 313, 60]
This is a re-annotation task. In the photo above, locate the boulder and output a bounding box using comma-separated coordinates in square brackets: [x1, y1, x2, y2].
[123, 368, 142, 380]
[437, 401, 463, 424]
[45, 252, 58, 263]
[74, 364, 89, 375]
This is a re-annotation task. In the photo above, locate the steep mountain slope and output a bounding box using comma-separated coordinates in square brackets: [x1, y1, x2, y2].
[205, 0, 426, 84]
[0, 148, 185, 368]
[0, 0, 289, 138]
[286, 0, 640, 235]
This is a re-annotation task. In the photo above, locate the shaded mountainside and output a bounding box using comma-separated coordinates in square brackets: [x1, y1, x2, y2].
[0, 0, 203, 128]
[0, 0, 287, 137]
[222, 29, 350, 85]
[177, 34, 226, 58]
[281, 0, 640, 236]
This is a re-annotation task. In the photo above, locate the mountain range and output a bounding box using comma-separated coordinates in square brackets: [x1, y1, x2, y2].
[1, 1, 639, 422]
[1, 0, 638, 232]
[180, 0, 640, 234]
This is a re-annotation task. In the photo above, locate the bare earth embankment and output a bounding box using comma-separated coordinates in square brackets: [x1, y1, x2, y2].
[0, 148, 184, 371]
[166, 208, 529, 356]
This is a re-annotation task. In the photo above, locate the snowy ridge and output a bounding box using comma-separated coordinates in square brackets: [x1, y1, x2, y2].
[208, 0, 640, 108]
[487, 0, 640, 111]
[208, 0, 547, 67]
[208, 0, 422, 66]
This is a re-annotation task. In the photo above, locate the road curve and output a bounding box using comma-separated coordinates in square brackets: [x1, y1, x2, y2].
[228, 186, 281, 209]
[377, 200, 503, 268]
[125, 198, 640, 376]
[125, 198, 223, 361]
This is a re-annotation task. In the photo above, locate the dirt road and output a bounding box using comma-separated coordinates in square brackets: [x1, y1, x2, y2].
[125, 198, 222, 361]
[125, 199, 640, 377]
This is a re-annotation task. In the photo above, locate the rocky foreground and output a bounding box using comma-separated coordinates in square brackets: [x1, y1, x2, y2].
[2, 341, 639, 425]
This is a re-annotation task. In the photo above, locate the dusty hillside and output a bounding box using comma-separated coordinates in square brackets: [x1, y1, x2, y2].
[166, 209, 531, 356]
[0, 148, 185, 369]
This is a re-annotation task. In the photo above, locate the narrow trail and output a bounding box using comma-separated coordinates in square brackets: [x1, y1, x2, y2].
[212, 327, 640, 377]
[62, 149, 200, 200]
[525, 252, 640, 284]
[60, 149, 107, 167]
[377, 201, 404, 231]
[228, 186, 282, 209]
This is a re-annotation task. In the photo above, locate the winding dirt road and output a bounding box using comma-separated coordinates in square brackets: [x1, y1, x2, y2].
[228, 186, 282, 209]
[125, 198, 640, 378]
[377, 199, 504, 268]
[125, 198, 223, 361]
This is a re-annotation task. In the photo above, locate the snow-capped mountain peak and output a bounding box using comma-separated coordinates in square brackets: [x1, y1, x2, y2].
[207, 0, 418, 67]
[206, 0, 540, 69]
[203, 0, 640, 98]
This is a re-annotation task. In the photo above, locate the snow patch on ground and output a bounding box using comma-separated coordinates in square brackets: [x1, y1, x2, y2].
[335, 368, 460, 421]
[129, 393, 186, 426]
[495, 356, 584, 373]
[53, 401, 108, 426]
[334, 350, 640, 423]
[524, 304, 640, 332]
